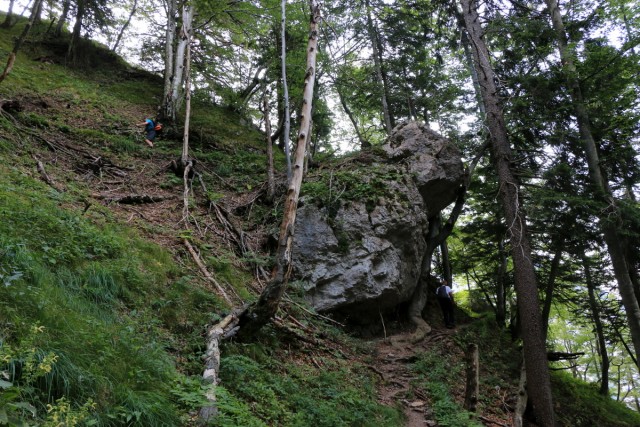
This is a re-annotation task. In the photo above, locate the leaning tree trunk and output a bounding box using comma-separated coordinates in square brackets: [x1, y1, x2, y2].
[332, 74, 370, 148]
[111, 0, 138, 53]
[0, 0, 44, 85]
[459, 0, 555, 425]
[281, 0, 292, 180]
[236, 0, 322, 337]
[545, 0, 640, 368]
[583, 252, 610, 395]
[541, 246, 562, 340]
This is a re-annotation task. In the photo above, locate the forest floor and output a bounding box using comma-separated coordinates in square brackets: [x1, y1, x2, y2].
[368, 322, 514, 427]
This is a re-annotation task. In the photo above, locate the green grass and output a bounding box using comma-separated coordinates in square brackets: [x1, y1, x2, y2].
[215, 351, 403, 427]
[0, 165, 223, 425]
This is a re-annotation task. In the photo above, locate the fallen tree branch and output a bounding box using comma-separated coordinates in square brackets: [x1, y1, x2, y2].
[184, 239, 232, 305]
[282, 296, 345, 327]
[479, 416, 509, 427]
[32, 154, 62, 191]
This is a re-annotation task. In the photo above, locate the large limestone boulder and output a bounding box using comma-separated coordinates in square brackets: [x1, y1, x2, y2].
[291, 121, 464, 319]
[383, 121, 464, 216]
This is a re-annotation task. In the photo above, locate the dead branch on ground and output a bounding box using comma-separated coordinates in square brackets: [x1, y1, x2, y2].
[184, 239, 233, 305]
[32, 154, 62, 191]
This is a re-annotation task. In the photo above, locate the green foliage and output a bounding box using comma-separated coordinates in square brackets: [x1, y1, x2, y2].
[216, 353, 403, 427]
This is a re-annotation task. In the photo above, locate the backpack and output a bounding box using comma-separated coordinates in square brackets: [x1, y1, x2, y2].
[437, 285, 449, 299]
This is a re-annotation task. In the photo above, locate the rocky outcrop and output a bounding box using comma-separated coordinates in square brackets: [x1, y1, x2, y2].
[291, 121, 464, 319]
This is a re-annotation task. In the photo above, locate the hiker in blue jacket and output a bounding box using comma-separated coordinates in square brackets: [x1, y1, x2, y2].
[436, 278, 455, 328]
[137, 118, 157, 147]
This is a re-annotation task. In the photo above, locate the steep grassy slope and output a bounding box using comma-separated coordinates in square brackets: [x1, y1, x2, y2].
[1, 15, 640, 427]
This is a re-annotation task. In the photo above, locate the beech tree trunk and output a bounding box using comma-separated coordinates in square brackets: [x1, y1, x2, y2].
[459, 1, 555, 425]
[237, 0, 321, 337]
[161, 0, 177, 122]
[181, 31, 192, 167]
[281, 0, 292, 180]
[0, 0, 44, 85]
[545, 0, 640, 368]
[170, 4, 194, 121]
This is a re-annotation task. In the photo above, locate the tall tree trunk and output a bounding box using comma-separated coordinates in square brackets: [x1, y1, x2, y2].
[545, 0, 640, 368]
[582, 252, 610, 395]
[161, 0, 177, 122]
[1, 0, 16, 28]
[171, 3, 194, 121]
[111, 0, 138, 53]
[496, 236, 507, 327]
[33, 0, 43, 24]
[0, 0, 44, 85]
[237, 0, 322, 337]
[181, 32, 192, 167]
[264, 94, 276, 201]
[66, 0, 85, 65]
[281, 0, 292, 180]
[364, 0, 393, 134]
[541, 247, 563, 339]
[459, 1, 555, 425]
[54, 0, 70, 36]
